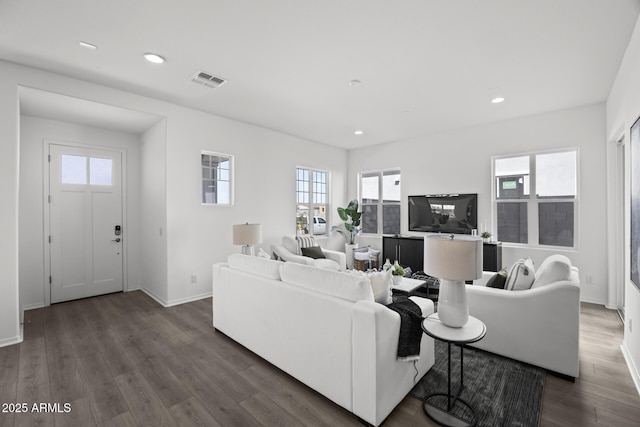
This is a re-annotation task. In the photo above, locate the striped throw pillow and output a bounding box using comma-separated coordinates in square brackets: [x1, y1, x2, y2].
[296, 236, 317, 255]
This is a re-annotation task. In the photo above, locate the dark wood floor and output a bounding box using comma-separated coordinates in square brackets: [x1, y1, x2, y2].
[0, 291, 638, 427]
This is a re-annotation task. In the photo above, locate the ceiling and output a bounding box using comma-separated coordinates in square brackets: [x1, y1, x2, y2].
[2, 0, 639, 149]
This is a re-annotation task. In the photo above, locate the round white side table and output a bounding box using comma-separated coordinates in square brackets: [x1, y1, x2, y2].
[421, 313, 487, 427]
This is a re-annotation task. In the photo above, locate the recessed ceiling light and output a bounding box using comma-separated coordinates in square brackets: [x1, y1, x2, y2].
[144, 53, 165, 64]
[354, 130, 364, 135]
[79, 41, 97, 50]
[348, 80, 361, 87]
[491, 97, 505, 104]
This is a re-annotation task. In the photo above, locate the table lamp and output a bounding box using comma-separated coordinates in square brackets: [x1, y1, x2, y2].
[424, 234, 482, 328]
[233, 223, 262, 256]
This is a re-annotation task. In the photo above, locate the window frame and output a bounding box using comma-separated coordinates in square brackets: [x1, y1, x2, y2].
[295, 166, 330, 236]
[492, 148, 579, 250]
[201, 151, 234, 206]
[358, 168, 402, 236]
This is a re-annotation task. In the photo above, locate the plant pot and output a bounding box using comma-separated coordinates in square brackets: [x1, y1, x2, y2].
[345, 243, 358, 269]
[392, 275, 403, 285]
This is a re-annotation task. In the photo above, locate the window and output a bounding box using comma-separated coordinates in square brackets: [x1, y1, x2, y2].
[296, 167, 329, 235]
[493, 150, 577, 248]
[61, 155, 113, 185]
[360, 169, 401, 235]
[202, 152, 233, 205]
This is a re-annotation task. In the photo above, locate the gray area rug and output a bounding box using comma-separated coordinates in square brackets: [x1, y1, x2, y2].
[411, 340, 544, 427]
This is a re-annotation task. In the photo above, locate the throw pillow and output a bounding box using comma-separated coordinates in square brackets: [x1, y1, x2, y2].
[346, 269, 393, 305]
[505, 258, 535, 291]
[301, 245, 326, 259]
[486, 268, 508, 289]
[295, 235, 317, 255]
[532, 254, 572, 288]
[367, 269, 393, 305]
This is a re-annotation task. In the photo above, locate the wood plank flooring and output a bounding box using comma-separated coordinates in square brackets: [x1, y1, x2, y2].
[0, 291, 638, 426]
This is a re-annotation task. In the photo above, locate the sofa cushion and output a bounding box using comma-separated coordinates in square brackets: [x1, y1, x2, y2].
[301, 245, 326, 259]
[279, 262, 374, 302]
[228, 253, 282, 280]
[486, 268, 508, 289]
[312, 258, 341, 270]
[505, 258, 535, 290]
[532, 254, 572, 288]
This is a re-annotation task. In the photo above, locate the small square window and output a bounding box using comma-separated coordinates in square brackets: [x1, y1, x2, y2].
[202, 152, 233, 205]
[61, 155, 87, 184]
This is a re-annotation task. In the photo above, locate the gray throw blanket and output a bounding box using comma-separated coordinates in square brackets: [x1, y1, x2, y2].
[386, 297, 423, 362]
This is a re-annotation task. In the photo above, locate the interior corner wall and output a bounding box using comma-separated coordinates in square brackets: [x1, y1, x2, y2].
[0, 60, 348, 319]
[140, 119, 168, 303]
[0, 78, 20, 347]
[18, 115, 143, 311]
[347, 103, 608, 304]
[606, 13, 640, 393]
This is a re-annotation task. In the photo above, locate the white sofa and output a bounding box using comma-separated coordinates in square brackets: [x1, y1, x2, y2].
[272, 235, 347, 270]
[212, 254, 435, 426]
[466, 255, 580, 379]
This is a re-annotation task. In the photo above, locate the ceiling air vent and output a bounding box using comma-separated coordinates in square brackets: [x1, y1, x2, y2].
[190, 71, 227, 89]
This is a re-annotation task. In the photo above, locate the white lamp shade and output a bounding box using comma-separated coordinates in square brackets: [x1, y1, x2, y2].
[423, 234, 483, 281]
[233, 223, 262, 246]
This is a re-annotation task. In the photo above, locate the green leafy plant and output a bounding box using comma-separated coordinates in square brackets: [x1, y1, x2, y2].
[390, 263, 405, 276]
[331, 200, 362, 244]
[481, 231, 492, 239]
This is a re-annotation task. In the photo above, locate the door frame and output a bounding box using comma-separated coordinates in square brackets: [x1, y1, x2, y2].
[42, 139, 129, 306]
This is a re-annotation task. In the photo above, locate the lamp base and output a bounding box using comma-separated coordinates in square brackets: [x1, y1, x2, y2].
[438, 279, 469, 328]
[241, 245, 255, 256]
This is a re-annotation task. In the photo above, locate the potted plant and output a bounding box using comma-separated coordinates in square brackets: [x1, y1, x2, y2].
[389, 261, 405, 285]
[481, 231, 492, 243]
[332, 200, 362, 268]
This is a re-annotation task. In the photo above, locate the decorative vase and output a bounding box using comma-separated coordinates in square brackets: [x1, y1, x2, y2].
[345, 243, 358, 269]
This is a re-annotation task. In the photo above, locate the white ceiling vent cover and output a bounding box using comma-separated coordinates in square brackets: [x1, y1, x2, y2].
[190, 71, 227, 89]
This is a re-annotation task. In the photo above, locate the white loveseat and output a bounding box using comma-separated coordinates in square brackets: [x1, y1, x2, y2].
[212, 254, 435, 426]
[466, 255, 580, 379]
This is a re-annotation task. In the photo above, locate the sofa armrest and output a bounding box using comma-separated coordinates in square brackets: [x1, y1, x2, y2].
[408, 296, 435, 318]
[351, 299, 435, 425]
[323, 249, 347, 270]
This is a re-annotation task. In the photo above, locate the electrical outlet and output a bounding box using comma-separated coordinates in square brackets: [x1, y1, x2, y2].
[190, 274, 198, 284]
[585, 275, 593, 285]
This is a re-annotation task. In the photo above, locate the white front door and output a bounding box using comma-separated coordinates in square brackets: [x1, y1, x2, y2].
[49, 144, 124, 303]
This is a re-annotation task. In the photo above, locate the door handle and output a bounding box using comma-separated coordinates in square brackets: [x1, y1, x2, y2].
[111, 238, 121, 243]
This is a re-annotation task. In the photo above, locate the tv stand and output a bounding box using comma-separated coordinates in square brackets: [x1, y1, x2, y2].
[382, 235, 424, 273]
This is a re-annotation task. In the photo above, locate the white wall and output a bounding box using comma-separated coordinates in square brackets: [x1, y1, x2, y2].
[18, 115, 144, 310]
[348, 103, 608, 304]
[140, 119, 168, 303]
[606, 13, 640, 394]
[0, 59, 348, 347]
[163, 109, 347, 305]
[0, 78, 20, 347]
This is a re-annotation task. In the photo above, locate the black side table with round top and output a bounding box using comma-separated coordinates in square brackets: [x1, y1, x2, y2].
[421, 313, 487, 427]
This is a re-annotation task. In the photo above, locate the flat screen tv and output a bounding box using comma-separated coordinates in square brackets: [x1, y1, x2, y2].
[408, 194, 478, 234]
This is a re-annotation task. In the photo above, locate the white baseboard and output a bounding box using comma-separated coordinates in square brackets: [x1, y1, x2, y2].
[22, 302, 45, 311]
[0, 334, 23, 348]
[164, 291, 212, 307]
[621, 341, 640, 397]
[139, 287, 169, 307]
[139, 287, 211, 308]
[580, 296, 607, 305]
